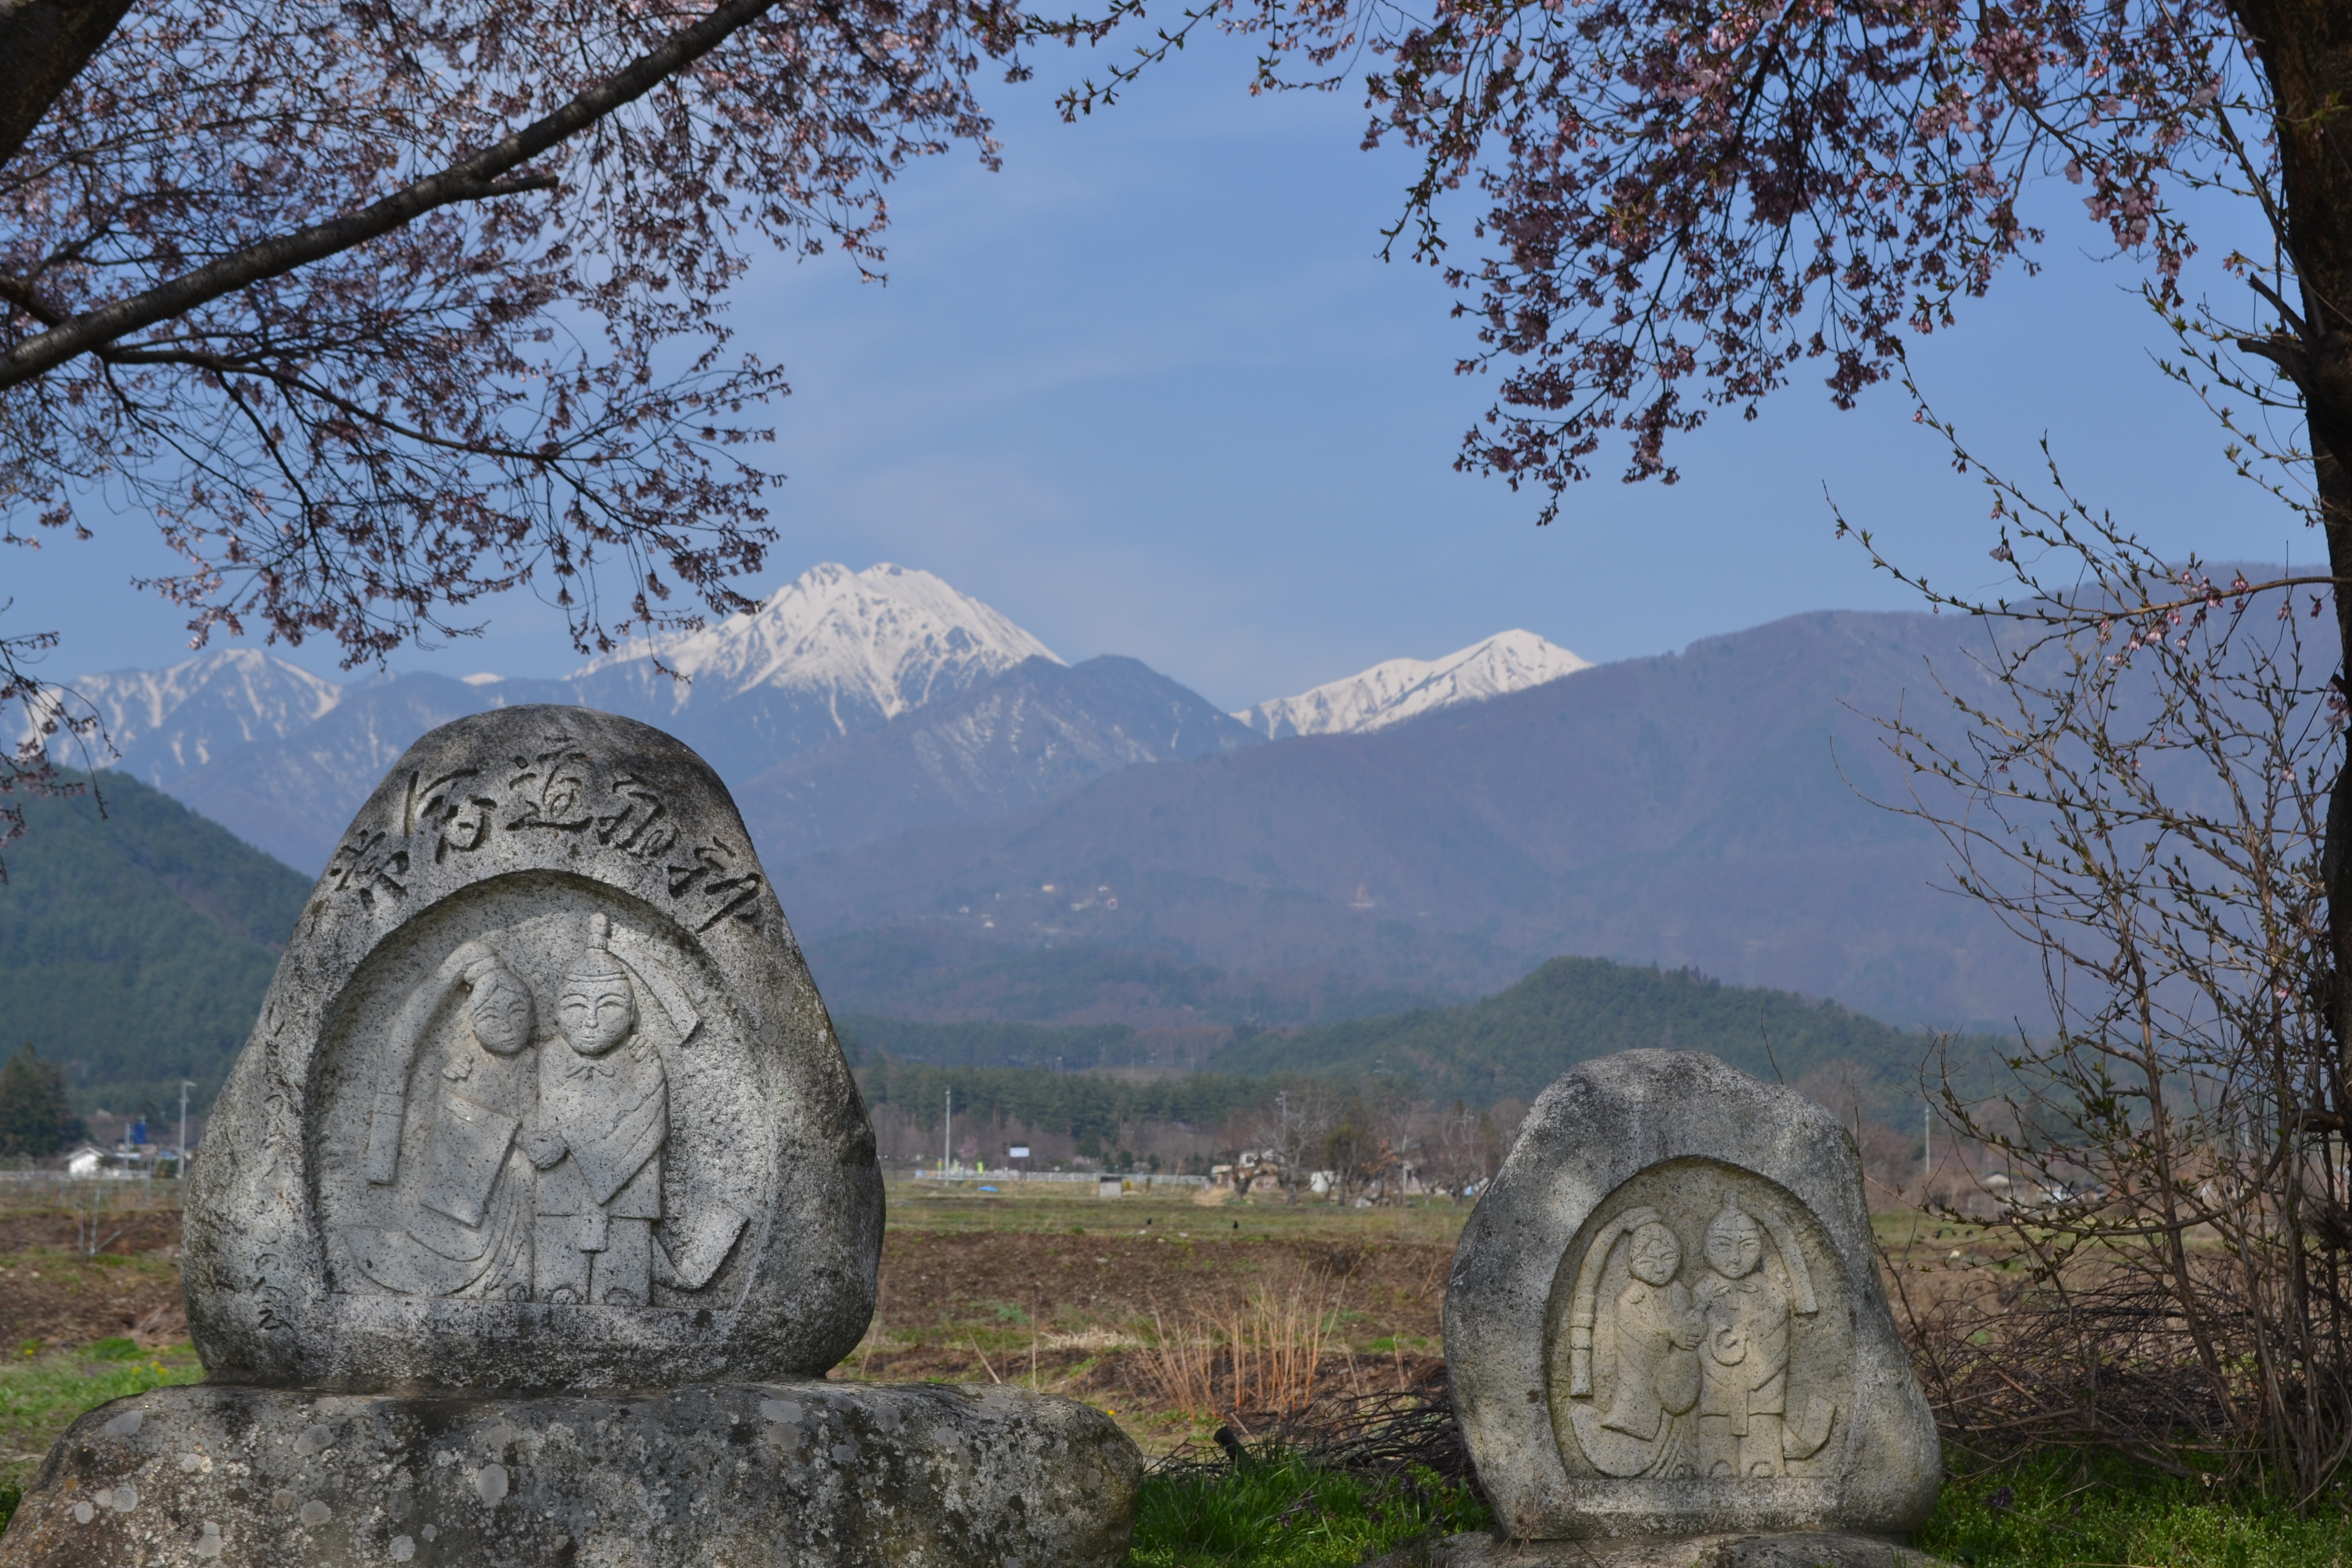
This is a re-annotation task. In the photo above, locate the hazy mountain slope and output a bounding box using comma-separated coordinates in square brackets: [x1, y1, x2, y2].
[771, 609, 2036, 1028]
[1206, 954, 1954, 1111]
[21, 649, 342, 788]
[0, 773, 308, 1109]
[168, 673, 513, 873]
[1235, 629, 1591, 738]
[801, 927, 1460, 1034]
[737, 656, 1261, 860]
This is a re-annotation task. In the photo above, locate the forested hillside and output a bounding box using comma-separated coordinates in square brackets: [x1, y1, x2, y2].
[1207, 954, 1969, 1115]
[840, 949, 1974, 1134]
[0, 773, 309, 1114]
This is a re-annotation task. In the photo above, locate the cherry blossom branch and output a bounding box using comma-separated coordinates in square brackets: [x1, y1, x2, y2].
[0, 0, 772, 390]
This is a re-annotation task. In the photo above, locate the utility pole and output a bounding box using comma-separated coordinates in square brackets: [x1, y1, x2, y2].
[1922, 1104, 1931, 1200]
[179, 1080, 194, 1179]
[944, 1087, 953, 1174]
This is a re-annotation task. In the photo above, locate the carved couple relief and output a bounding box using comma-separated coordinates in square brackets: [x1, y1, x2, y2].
[1552, 1165, 1848, 1482]
[329, 904, 750, 1310]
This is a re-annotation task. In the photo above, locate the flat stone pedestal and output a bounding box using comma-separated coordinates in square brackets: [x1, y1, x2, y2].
[0, 1381, 1139, 1567]
[1383, 1532, 1955, 1568]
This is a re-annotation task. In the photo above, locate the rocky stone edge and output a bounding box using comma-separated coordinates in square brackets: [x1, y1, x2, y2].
[0, 1380, 1140, 1568]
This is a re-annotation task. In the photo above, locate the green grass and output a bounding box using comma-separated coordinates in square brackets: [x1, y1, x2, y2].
[1128, 1452, 1488, 1567]
[0, 1338, 203, 1527]
[1131, 1449, 2352, 1568]
[1919, 1455, 2352, 1568]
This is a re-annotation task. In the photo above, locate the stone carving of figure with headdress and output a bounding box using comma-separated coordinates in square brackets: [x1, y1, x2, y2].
[345, 942, 540, 1300]
[1564, 1206, 1703, 1477]
[523, 914, 668, 1306]
[1695, 1200, 1790, 1476]
[1693, 1197, 1837, 1477]
[1598, 1220, 1703, 1474]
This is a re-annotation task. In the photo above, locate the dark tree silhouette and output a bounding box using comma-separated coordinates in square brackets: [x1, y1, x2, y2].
[0, 1043, 83, 1158]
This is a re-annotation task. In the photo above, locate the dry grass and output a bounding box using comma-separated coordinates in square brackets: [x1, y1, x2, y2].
[1146, 1283, 1339, 1423]
[845, 1182, 1463, 1449]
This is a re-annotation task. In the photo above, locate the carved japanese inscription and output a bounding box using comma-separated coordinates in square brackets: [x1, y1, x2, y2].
[1548, 1158, 1852, 1482]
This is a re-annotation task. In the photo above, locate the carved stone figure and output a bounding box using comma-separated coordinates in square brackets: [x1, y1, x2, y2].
[342, 942, 540, 1300]
[529, 914, 668, 1306]
[0, 705, 1146, 1568]
[182, 705, 883, 1390]
[1444, 1050, 1942, 1545]
[1693, 1200, 1837, 1478]
[1566, 1212, 1702, 1478]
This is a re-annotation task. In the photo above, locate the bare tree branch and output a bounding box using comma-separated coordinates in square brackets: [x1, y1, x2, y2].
[0, 0, 779, 390]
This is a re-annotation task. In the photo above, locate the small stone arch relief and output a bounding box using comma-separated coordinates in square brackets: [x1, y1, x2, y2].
[310, 873, 770, 1312]
[1546, 1158, 1852, 1481]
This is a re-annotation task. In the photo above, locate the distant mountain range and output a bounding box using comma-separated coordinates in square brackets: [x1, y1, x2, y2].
[776, 609, 2035, 1031]
[21, 564, 1583, 875]
[28, 564, 1076, 866]
[738, 655, 1259, 862]
[0, 773, 1956, 1122]
[19, 564, 2046, 1033]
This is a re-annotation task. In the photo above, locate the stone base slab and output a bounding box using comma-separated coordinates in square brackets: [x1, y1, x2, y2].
[0, 1381, 1139, 1567]
[1377, 1532, 1955, 1568]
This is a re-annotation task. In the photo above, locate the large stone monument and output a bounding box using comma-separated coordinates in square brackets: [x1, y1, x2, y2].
[1433, 1051, 1944, 1567]
[0, 707, 1139, 1566]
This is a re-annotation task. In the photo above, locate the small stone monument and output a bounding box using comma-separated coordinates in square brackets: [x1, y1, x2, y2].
[0, 707, 1139, 1566]
[1433, 1051, 1945, 1568]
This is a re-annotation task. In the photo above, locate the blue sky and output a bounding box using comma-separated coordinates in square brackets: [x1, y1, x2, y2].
[16, 33, 2304, 713]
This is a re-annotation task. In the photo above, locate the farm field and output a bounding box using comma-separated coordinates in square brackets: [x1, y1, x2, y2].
[0, 1179, 2332, 1566]
[842, 1180, 1464, 1452]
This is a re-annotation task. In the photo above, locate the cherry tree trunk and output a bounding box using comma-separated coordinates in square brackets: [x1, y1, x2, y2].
[0, 0, 135, 169]
[2234, 0, 2352, 1082]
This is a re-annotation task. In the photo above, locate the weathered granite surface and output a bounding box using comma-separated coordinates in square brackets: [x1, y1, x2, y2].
[183, 705, 883, 1390]
[0, 1380, 1139, 1567]
[1371, 1531, 1955, 1568]
[1445, 1050, 1941, 1540]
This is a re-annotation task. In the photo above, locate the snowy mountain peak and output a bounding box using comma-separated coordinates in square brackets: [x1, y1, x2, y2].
[22, 647, 344, 786]
[1236, 629, 1593, 740]
[574, 562, 1060, 718]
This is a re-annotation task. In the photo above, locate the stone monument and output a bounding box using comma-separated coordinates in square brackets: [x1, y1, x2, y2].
[0, 706, 1139, 1566]
[1431, 1050, 1945, 1568]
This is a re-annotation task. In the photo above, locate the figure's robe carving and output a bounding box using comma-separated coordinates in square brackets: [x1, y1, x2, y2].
[528, 918, 671, 1307]
[344, 944, 539, 1300]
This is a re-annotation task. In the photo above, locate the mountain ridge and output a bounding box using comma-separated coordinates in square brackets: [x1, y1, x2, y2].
[736, 655, 1261, 862]
[768, 608, 2036, 1030]
[0, 771, 312, 1112]
[1235, 628, 1592, 739]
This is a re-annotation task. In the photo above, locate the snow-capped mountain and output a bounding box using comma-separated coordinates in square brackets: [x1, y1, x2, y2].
[572, 562, 1059, 716]
[1235, 629, 1593, 740]
[34, 563, 1078, 871]
[17, 648, 343, 788]
[558, 562, 1062, 788]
